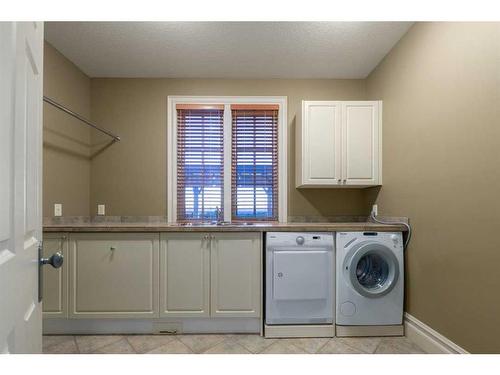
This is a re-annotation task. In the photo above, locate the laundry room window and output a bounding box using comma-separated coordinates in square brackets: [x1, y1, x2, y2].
[168, 97, 287, 223]
[231, 105, 279, 221]
[176, 105, 224, 222]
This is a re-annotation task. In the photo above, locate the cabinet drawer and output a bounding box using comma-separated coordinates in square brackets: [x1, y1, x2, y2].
[69, 233, 159, 318]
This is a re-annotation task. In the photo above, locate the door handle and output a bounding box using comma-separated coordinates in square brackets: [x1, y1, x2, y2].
[38, 241, 65, 303]
[40, 251, 64, 269]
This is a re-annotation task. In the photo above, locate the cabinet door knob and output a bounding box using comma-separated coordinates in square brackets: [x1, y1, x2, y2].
[110, 246, 116, 251]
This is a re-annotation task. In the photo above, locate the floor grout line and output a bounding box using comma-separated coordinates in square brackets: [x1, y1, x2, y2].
[315, 338, 332, 354]
[338, 337, 377, 354]
[123, 336, 138, 354]
[73, 336, 81, 354]
[373, 338, 382, 354]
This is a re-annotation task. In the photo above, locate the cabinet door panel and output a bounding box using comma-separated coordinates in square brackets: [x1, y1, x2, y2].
[211, 233, 261, 317]
[69, 233, 159, 318]
[160, 233, 210, 317]
[343, 101, 381, 185]
[300, 101, 342, 186]
[42, 233, 68, 318]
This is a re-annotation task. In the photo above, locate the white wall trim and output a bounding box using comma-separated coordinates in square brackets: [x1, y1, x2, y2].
[404, 313, 468, 354]
[167, 96, 288, 223]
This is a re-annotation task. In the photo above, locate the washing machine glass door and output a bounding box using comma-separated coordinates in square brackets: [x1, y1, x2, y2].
[346, 242, 399, 298]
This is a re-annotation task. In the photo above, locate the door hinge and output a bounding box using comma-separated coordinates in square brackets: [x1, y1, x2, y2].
[38, 241, 43, 302]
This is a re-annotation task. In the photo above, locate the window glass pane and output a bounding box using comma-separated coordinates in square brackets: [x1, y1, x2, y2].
[177, 108, 224, 221]
[231, 108, 278, 221]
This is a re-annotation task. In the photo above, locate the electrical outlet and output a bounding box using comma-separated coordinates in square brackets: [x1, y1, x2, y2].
[371, 204, 378, 217]
[54, 203, 62, 217]
[97, 204, 105, 216]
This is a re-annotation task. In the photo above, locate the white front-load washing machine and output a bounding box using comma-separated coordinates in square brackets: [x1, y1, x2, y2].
[336, 231, 404, 329]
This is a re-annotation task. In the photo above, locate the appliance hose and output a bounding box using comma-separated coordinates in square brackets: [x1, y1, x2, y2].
[370, 212, 412, 250]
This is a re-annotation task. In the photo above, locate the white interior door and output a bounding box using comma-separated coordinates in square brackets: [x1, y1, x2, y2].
[0, 22, 44, 354]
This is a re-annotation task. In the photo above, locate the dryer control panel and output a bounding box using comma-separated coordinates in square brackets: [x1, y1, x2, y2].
[266, 232, 333, 248]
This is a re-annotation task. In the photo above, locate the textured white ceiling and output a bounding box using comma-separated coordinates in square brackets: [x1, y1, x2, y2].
[44, 22, 412, 79]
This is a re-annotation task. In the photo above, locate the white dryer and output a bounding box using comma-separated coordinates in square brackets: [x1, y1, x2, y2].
[266, 232, 334, 325]
[336, 231, 404, 327]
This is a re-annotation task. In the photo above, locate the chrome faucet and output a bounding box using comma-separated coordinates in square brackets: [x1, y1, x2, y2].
[215, 206, 223, 224]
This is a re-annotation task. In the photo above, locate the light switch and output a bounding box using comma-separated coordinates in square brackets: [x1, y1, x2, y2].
[97, 204, 105, 216]
[54, 203, 62, 217]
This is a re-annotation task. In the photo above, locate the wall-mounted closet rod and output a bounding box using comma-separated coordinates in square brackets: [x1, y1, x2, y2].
[43, 96, 121, 142]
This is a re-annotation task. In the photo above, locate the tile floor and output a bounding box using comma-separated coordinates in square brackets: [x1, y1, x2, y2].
[43, 334, 426, 354]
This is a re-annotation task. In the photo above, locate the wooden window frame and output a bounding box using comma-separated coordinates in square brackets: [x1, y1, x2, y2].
[167, 96, 287, 223]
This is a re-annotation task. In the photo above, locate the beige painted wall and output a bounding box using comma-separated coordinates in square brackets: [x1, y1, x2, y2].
[366, 22, 500, 353]
[90, 78, 369, 216]
[43, 42, 91, 216]
[43, 22, 500, 352]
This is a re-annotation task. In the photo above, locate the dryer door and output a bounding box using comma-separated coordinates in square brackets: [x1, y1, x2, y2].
[266, 246, 333, 325]
[273, 250, 330, 301]
[345, 242, 399, 298]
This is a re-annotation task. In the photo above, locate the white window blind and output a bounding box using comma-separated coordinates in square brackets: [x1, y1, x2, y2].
[231, 105, 279, 221]
[176, 105, 224, 222]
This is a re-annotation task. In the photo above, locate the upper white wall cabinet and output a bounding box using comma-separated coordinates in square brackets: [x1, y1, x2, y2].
[296, 101, 382, 188]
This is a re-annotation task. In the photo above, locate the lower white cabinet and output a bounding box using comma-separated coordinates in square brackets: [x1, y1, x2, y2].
[160, 233, 210, 317]
[69, 233, 159, 318]
[210, 233, 261, 317]
[160, 232, 261, 319]
[42, 231, 261, 322]
[42, 233, 68, 318]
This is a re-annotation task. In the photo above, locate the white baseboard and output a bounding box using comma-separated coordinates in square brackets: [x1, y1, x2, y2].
[404, 313, 468, 354]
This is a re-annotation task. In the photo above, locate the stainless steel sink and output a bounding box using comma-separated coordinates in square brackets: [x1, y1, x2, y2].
[213, 221, 232, 226]
[177, 222, 212, 227]
[213, 221, 255, 226]
[177, 221, 255, 227]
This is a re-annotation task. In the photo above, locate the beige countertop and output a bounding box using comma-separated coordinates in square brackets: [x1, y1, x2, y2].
[43, 221, 408, 233]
